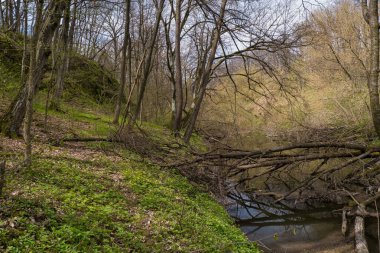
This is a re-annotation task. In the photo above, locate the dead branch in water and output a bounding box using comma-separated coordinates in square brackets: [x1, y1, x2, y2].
[177, 142, 380, 194]
[176, 141, 380, 251]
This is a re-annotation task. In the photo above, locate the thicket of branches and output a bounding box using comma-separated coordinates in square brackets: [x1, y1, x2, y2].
[1, 0, 380, 251]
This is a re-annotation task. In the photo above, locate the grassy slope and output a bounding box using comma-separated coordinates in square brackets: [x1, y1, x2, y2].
[1, 140, 256, 252]
[0, 33, 258, 252]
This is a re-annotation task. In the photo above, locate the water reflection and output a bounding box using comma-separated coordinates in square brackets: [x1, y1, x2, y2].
[227, 192, 347, 252]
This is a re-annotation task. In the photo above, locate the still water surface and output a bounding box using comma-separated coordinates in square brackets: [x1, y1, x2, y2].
[227, 193, 356, 252]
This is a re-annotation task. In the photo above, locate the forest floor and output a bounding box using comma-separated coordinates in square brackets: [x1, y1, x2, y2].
[0, 31, 258, 252]
[0, 95, 258, 252]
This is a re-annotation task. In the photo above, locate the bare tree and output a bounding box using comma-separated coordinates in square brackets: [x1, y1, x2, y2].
[173, 0, 184, 136]
[113, 0, 131, 124]
[361, 0, 380, 139]
[24, 0, 67, 167]
[51, 0, 72, 110]
[183, 0, 228, 143]
[130, 0, 165, 124]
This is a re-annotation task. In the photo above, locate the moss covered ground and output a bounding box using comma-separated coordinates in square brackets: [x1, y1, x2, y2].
[0, 32, 258, 252]
[0, 140, 257, 252]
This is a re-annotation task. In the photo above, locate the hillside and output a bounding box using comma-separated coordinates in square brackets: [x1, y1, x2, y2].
[0, 32, 258, 252]
[4, 0, 380, 252]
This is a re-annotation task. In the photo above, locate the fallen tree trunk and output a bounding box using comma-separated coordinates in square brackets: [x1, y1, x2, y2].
[61, 137, 114, 142]
[52, 137, 124, 145]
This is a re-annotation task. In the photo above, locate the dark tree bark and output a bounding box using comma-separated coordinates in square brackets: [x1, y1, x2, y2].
[14, 0, 21, 32]
[0, 2, 4, 26]
[4, 0, 9, 28]
[113, 0, 131, 124]
[4, 0, 10, 29]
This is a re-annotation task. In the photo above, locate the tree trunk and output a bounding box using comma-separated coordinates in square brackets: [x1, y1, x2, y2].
[67, 0, 77, 66]
[0, 87, 28, 136]
[130, 0, 165, 124]
[173, 0, 183, 137]
[183, 0, 228, 143]
[51, 0, 71, 110]
[113, 0, 131, 124]
[4, 0, 9, 29]
[162, 17, 176, 129]
[0, 0, 28, 137]
[361, 0, 380, 138]
[14, 0, 21, 32]
[355, 215, 369, 253]
[7, 0, 14, 30]
[0, 1, 4, 27]
[24, 0, 67, 167]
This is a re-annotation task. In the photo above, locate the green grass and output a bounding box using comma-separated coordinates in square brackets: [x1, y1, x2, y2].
[0, 34, 21, 104]
[33, 95, 115, 138]
[0, 30, 257, 253]
[0, 150, 257, 252]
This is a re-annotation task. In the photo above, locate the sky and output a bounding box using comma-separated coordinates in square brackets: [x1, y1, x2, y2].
[295, 0, 334, 9]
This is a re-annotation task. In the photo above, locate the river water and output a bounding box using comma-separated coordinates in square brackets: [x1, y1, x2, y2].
[227, 192, 379, 252]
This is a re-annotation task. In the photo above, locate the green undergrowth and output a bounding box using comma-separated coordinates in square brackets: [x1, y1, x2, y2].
[0, 33, 22, 104]
[0, 31, 257, 252]
[0, 31, 118, 104]
[0, 148, 257, 252]
[31, 93, 208, 151]
[33, 93, 115, 138]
